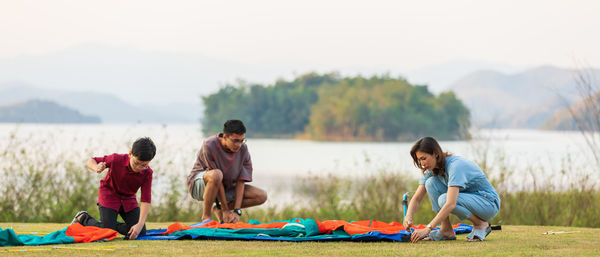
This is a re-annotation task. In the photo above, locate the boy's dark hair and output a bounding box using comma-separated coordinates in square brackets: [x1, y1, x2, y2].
[131, 137, 156, 161]
[223, 120, 246, 135]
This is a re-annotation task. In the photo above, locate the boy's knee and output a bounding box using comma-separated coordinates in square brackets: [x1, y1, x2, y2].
[101, 222, 117, 230]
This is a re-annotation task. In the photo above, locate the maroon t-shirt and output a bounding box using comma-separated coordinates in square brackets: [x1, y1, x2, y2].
[93, 153, 153, 212]
[187, 134, 253, 195]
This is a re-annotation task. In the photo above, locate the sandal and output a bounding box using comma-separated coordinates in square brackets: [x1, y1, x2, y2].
[466, 225, 492, 241]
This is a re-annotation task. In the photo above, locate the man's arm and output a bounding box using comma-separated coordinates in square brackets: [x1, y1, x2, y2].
[86, 158, 106, 173]
[217, 182, 230, 213]
[128, 202, 150, 240]
[224, 180, 245, 223]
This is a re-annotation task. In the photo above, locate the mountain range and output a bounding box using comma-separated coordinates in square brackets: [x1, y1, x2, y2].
[0, 99, 100, 123]
[448, 66, 600, 129]
[0, 44, 596, 128]
[0, 82, 199, 124]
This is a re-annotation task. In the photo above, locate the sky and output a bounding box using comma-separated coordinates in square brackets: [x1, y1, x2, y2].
[1, 0, 599, 104]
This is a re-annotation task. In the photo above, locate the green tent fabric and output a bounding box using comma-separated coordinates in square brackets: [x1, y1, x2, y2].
[170, 218, 335, 239]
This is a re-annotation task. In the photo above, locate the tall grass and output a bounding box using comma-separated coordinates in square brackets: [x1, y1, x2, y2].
[0, 128, 99, 222]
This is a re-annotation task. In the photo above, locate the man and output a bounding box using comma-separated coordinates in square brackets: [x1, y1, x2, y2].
[187, 120, 267, 223]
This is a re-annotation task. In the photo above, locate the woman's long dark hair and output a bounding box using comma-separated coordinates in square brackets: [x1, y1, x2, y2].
[410, 137, 451, 177]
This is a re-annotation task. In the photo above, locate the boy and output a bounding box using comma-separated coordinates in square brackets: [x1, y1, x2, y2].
[72, 137, 155, 240]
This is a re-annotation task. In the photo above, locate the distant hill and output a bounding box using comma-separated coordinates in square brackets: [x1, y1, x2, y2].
[0, 99, 101, 123]
[541, 90, 600, 130]
[0, 82, 198, 124]
[0, 43, 288, 105]
[405, 59, 522, 93]
[449, 66, 600, 129]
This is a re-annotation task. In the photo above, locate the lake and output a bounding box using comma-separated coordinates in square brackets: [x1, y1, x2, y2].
[1, 124, 597, 206]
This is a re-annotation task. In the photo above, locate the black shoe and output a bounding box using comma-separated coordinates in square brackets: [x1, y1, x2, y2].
[71, 210, 88, 225]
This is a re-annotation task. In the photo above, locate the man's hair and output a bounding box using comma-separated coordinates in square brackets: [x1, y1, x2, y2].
[131, 137, 156, 161]
[223, 120, 246, 135]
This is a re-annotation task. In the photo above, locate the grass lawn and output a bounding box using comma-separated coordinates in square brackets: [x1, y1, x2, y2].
[1, 222, 599, 256]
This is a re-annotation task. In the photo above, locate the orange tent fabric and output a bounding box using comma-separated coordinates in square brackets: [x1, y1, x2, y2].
[66, 223, 118, 243]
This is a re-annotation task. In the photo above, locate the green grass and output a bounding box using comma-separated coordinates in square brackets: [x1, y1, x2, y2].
[2, 223, 599, 256]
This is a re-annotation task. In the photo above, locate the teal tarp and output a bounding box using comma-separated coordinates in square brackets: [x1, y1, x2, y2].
[0, 227, 74, 247]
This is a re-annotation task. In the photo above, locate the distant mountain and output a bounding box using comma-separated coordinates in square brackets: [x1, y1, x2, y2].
[0, 99, 100, 123]
[541, 90, 600, 130]
[405, 59, 522, 93]
[0, 43, 293, 105]
[449, 66, 600, 129]
[0, 82, 197, 124]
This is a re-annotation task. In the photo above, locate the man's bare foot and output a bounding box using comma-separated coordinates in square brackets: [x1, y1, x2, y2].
[212, 205, 223, 223]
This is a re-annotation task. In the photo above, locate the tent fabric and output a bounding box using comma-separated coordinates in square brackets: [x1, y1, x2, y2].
[0, 219, 473, 246]
[137, 218, 473, 242]
[0, 223, 118, 247]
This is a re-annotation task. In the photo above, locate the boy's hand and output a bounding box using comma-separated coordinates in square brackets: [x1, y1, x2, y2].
[127, 223, 144, 240]
[95, 162, 107, 173]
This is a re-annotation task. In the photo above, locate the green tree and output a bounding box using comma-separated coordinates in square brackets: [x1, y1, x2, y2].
[202, 73, 470, 141]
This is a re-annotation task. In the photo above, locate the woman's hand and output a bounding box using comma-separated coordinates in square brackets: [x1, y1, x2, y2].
[410, 228, 431, 243]
[403, 216, 414, 230]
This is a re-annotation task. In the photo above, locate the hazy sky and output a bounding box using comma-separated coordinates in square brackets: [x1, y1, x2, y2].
[1, 0, 599, 105]
[2, 0, 599, 68]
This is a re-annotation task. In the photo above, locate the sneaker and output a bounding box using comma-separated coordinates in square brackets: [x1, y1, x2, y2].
[71, 210, 88, 225]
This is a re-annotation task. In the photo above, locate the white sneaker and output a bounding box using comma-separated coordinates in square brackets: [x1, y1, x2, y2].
[70, 210, 88, 225]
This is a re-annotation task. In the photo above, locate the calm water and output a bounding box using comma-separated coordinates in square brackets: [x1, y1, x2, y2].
[1, 124, 596, 206]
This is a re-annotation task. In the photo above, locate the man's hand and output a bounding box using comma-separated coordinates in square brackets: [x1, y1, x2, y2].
[94, 162, 107, 173]
[403, 216, 413, 230]
[222, 211, 235, 223]
[127, 223, 144, 240]
[229, 211, 240, 223]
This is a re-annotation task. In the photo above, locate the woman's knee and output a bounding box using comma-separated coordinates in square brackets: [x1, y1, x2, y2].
[425, 177, 445, 194]
[437, 193, 448, 207]
[424, 177, 436, 191]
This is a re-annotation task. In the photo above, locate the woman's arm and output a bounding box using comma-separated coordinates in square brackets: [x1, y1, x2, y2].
[427, 186, 459, 228]
[403, 184, 426, 228]
[410, 186, 459, 243]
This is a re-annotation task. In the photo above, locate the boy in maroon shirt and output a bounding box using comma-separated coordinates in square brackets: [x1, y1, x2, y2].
[71, 137, 155, 240]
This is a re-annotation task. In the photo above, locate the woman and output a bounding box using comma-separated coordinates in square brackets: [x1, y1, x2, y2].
[403, 137, 500, 242]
